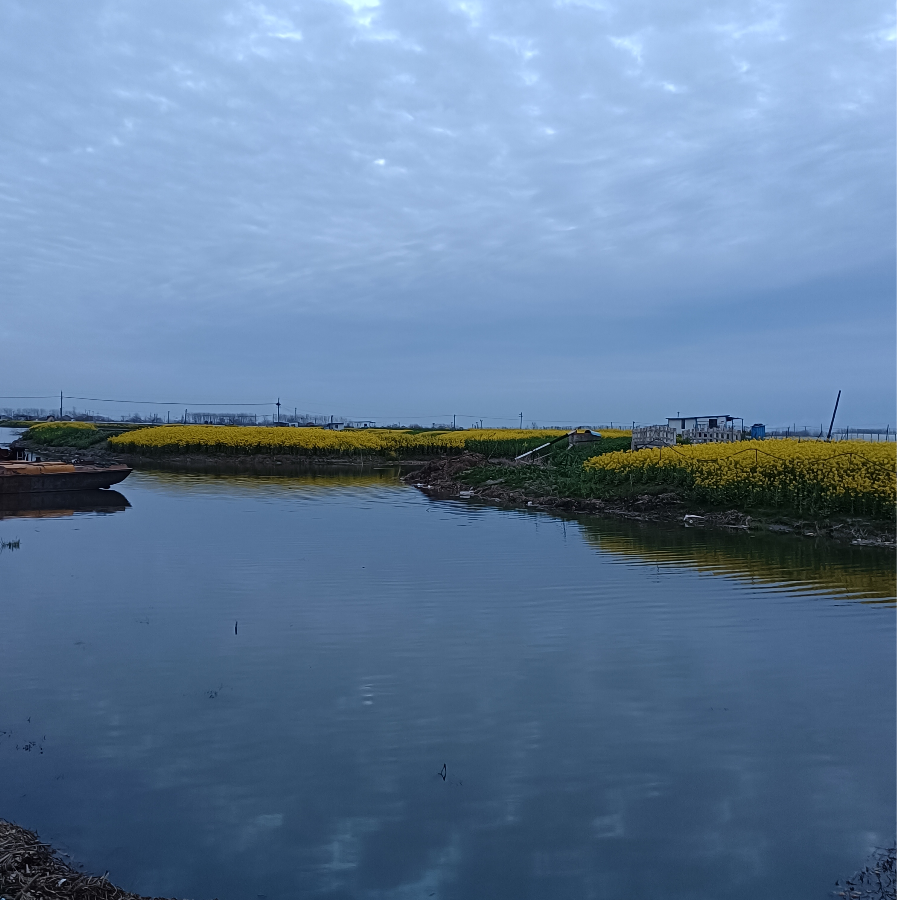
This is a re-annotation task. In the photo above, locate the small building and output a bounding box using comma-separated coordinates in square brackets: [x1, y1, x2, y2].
[667, 415, 737, 436]
[664, 414, 744, 444]
[750, 423, 766, 440]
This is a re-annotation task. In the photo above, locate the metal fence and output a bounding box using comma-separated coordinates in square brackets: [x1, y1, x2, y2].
[766, 426, 895, 442]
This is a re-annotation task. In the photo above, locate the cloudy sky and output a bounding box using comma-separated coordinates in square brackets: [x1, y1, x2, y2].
[0, 0, 895, 426]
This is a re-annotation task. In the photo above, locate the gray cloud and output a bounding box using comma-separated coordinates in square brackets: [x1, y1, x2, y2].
[0, 0, 894, 423]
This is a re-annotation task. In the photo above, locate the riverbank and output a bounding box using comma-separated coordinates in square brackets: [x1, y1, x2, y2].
[10, 435, 896, 546]
[401, 454, 897, 546]
[0, 820, 179, 900]
[11, 438, 423, 472]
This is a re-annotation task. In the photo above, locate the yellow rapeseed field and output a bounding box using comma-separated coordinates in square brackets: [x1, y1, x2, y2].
[109, 425, 629, 458]
[583, 439, 896, 515]
[30, 421, 95, 433]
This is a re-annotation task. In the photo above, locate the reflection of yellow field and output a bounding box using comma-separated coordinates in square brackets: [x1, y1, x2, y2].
[111, 426, 630, 456]
[138, 468, 406, 494]
[0, 509, 74, 519]
[580, 521, 896, 604]
[584, 440, 896, 515]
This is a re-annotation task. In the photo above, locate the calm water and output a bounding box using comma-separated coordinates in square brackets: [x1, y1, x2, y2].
[0, 469, 894, 899]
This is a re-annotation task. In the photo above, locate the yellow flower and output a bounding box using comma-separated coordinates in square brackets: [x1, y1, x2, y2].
[583, 439, 896, 514]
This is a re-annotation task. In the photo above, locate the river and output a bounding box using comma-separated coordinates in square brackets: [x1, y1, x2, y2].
[0, 466, 894, 899]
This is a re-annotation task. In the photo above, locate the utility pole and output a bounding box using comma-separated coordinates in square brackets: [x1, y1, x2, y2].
[60, 391, 63, 419]
[276, 398, 281, 423]
[453, 414, 456, 430]
[826, 390, 841, 441]
[519, 412, 523, 429]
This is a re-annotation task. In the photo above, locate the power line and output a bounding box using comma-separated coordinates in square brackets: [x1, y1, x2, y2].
[71, 396, 273, 406]
[0, 395, 627, 427]
[0, 395, 272, 406]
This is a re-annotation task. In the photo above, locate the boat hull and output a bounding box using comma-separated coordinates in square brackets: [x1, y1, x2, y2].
[0, 465, 132, 494]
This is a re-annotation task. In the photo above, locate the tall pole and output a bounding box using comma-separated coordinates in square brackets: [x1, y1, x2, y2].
[60, 391, 63, 419]
[453, 414, 456, 430]
[276, 397, 281, 423]
[519, 412, 523, 429]
[826, 390, 841, 441]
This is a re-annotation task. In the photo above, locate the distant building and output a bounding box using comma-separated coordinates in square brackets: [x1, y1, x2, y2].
[665, 414, 743, 444]
[667, 415, 737, 435]
[187, 412, 257, 425]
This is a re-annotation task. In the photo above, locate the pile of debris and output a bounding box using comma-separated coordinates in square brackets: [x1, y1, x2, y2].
[0, 820, 181, 900]
[833, 845, 896, 900]
[401, 453, 490, 495]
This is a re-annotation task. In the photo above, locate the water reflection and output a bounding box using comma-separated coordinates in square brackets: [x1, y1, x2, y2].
[0, 426, 24, 448]
[143, 468, 897, 603]
[0, 489, 131, 519]
[137, 465, 405, 495]
[130, 457, 409, 480]
[577, 516, 896, 605]
[0, 470, 893, 900]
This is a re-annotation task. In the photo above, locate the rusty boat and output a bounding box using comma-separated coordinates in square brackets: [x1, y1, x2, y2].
[0, 457, 132, 494]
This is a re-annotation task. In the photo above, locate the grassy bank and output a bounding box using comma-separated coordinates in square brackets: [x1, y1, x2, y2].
[20, 422, 149, 449]
[107, 424, 630, 459]
[448, 438, 896, 534]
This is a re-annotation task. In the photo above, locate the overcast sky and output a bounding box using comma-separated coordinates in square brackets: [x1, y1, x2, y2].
[0, 0, 895, 426]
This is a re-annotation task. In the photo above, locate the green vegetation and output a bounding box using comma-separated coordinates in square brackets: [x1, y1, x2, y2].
[460, 436, 897, 525]
[460, 437, 635, 497]
[23, 422, 107, 448]
[458, 435, 567, 458]
[21, 421, 152, 449]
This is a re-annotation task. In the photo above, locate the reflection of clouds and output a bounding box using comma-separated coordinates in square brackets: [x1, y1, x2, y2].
[370, 837, 460, 900]
[318, 817, 378, 891]
[236, 812, 284, 850]
[591, 813, 624, 838]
